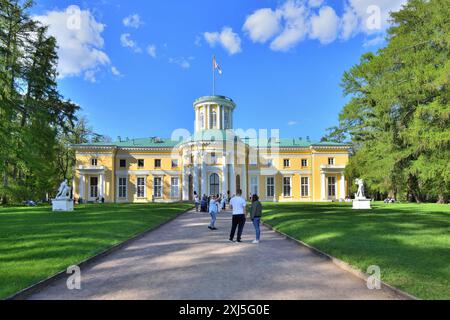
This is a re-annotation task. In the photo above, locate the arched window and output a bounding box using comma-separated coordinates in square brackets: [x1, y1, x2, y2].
[209, 173, 220, 195]
[210, 110, 217, 129]
[199, 111, 205, 129]
[224, 110, 230, 129]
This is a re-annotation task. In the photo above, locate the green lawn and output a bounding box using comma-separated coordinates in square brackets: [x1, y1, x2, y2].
[263, 202, 450, 300]
[0, 203, 192, 299]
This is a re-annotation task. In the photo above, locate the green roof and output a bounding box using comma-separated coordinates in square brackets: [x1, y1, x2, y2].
[72, 131, 350, 149]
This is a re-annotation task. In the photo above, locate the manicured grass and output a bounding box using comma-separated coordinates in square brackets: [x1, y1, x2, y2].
[263, 202, 450, 300]
[0, 203, 192, 299]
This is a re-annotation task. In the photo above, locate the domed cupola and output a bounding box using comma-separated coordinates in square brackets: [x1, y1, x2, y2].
[193, 95, 236, 133]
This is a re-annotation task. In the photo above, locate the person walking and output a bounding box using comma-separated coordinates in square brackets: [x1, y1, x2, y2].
[229, 189, 247, 243]
[249, 194, 262, 244]
[208, 195, 218, 230]
[194, 192, 200, 212]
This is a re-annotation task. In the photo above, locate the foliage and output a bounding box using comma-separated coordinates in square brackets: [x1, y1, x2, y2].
[323, 0, 450, 202]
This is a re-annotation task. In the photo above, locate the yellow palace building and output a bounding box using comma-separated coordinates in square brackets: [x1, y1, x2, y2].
[72, 95, 351, 203]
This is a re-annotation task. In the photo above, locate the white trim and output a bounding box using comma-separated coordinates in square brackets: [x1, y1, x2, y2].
[117, 176, 128, 202]
[153, 176, 163, 199]
[136, 176, 147, 199]
[266, 176, 275, 199]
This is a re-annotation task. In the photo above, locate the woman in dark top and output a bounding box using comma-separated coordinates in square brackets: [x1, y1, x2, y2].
[249, 194, 262, 244]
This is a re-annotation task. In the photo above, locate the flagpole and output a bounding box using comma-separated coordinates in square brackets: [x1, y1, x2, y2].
[212, 55, 215, 96]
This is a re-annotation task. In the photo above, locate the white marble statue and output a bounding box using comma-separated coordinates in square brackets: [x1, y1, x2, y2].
[355, 178, 366, 199]
[56, 179, 71, 200]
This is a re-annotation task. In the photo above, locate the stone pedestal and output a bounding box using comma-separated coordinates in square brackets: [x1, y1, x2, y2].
[52, 199, 74, 212]
[353, 198, 372, 210]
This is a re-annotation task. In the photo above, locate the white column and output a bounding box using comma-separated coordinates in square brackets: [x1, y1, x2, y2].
[321, 172, 326, 201]
[340, 173, 346, 200]
[182, 168, 189, 201]
[222, 155, 228, 195]
[99, 173, 105, 199]
[193, 152, 199, 195]
[242, 160, 247, 198]
[229, 163, 236, 196]
[79, 174, 85, 200]
[201, 155, 207, 196]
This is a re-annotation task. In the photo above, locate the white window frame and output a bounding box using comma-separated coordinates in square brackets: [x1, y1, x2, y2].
[328, 176, 336, 198]
[118, 176, 128, 199]
[328, 157, 335, 166]
[89, 176, 98, 200]
[91, 158, 98, 166]
[170, 177, 180, 198]
[136, 176, 146, 198]
[283, 159, 290, 168]
[250, 176, 259, 196]
[199, 111, 205, 129]
[224, 110, 230, 129]
[154, 177, 163, 198]
[301, 177, 309, 197]
[210, 110, 217, 128]
[266, 176, 275, 198]
[283, 176, 292, 197]
[301, 159, 308, 167]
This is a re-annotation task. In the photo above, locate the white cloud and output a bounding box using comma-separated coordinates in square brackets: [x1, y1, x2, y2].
[309, 6, 339, 44]
[111, 66, 122, 76]
[241, 0, 408, 51]
[308, 0, 324, 8]
[147, 45, 157, 58]
[169, 57, 192, 69]
[204, 27, 242, 55]
[194, 35, 202, 47]
[34, 5, 110, 80]
[288, 121, 298, 126]
[120, 33, 142, 53]
[363, 35, 385, 47]
[243, 8, 281, 43]
[270, 0, 309, 52]
[123, 14, 143, 28]
[340, 0, 408, 39]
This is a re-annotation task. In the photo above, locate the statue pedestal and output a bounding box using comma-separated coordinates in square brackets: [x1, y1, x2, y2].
[52, 199, 74, 212]
[353, 198, 372, 210]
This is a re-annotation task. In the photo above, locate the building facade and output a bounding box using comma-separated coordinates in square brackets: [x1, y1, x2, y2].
[72, 95, 351, 203]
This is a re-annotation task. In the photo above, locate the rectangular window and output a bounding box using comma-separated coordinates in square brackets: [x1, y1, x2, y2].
[266, 177, 275, 197]
[119, 159, 126, 168]
[328, 157, 335, 165]
[118, 177, 127, 198]
[137, 177, 146, 198]
[171, 159, 178, 168]
[224, 111, 230, 129]
[250, 176, 258, 196]
[91, 158, 98, 166]
[301, 177, 309, 197]
[154, 177, 162, 198]
[170, 177, 179, 198]
[283, 159, 290, 168]
[301, 159, 308, 167]
[283, 177, 292, 197]
[90, 177, 98, 198]
[138, 159, 145, 168]
[267, 159, 273, 167]
[328, 176, 336, 198]
[154, 159, 161, 168]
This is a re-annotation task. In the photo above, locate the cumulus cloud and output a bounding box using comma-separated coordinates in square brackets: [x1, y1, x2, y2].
[34, 5, 110, 80]
[309, 6, 340, 44]
[120, 33, 142, 53]
[242, 0, 408, 51]
[123, 14, 143, 28]
[111, 66, 122, 76]
[243, 8, 281, 43]
[204, 27, 242, 55]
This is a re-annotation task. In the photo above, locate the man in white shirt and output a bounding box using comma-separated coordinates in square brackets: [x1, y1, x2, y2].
[229, 189, 247, 242]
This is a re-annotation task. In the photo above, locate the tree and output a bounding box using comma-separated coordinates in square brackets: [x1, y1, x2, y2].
[327, 0, 450, 202]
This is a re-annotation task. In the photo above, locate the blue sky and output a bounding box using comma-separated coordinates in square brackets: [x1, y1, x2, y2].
[32, 0, 407, 141]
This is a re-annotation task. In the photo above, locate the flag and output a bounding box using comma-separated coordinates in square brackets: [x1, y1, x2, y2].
[213, 56, 222, 75]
